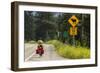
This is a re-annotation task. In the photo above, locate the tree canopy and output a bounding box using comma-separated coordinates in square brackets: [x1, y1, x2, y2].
[24, 11, 90, 47]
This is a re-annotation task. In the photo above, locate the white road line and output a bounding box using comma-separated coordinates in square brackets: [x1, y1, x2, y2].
[25, 52, 36, 61]
[25, 44, 37, 61]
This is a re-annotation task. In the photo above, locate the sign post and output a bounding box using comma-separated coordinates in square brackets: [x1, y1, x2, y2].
[68, 15, 79, 46]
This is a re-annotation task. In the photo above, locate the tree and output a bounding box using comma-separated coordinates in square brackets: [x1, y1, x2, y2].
[24, 11, 35, 41]
[24, 11, 90, 47]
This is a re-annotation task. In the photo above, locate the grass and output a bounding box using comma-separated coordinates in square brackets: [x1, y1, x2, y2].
[47, 40, 90, 59]
[46, 40, 64, 50]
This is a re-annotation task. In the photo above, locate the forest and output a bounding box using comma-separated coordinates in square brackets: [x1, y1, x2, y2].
[24, 11, 90, 47]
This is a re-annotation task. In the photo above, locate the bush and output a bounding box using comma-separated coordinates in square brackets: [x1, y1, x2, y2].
[57, 45, 90, 59]
[46, 40, 64, 50]
[47, 40, 90, 59]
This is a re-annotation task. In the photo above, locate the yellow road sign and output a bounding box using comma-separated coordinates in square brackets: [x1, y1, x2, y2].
[68, 15, 79, 27]
[70, 27, 77, 36]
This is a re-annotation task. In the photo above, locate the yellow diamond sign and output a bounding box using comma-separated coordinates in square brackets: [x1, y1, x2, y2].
[68, 15, 79, 27]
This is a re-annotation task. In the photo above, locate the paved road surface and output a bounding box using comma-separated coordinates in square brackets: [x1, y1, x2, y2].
[25, 43, 66, 61]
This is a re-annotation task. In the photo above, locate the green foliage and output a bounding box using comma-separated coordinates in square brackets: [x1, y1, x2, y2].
[47, 40, 90, 59]
[24, 11, 90, 47]
[46, 40, 64, 50]
[25, 40, 36, 44]
[57, 45, 90, 59]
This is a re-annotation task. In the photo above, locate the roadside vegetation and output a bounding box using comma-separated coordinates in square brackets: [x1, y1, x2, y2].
[47, 40, 90, 59]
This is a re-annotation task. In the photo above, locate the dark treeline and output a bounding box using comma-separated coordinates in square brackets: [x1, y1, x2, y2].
[24, 11, 90, 47]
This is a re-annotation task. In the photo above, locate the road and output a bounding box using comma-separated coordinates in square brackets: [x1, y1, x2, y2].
[25, 43, 66, 62]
